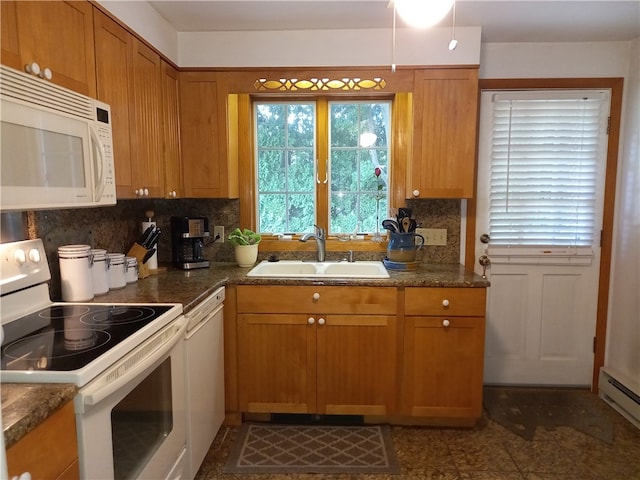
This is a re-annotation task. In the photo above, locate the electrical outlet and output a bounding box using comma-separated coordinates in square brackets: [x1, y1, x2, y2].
[213, 226, 224, 243]
[416, 228, 447, 246]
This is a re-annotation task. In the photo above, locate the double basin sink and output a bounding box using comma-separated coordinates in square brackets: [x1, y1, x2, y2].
[247, 260, 390, 279]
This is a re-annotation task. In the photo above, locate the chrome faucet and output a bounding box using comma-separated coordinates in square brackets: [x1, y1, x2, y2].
[299, 225, 326, 262]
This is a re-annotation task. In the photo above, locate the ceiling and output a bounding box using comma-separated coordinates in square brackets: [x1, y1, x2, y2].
[148, 0, 640, 43]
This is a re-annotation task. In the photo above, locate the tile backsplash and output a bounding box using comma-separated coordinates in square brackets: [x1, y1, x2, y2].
[5, 198, 461, 300]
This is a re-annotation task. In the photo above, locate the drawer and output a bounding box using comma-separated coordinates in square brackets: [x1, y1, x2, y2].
[404, 287, 486, 316]
[237, 285, 397, 314]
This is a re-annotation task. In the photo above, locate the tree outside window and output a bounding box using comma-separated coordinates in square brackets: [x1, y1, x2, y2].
[255, 99, 391, 235]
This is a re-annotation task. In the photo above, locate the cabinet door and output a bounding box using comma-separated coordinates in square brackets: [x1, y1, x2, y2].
[93, 9, 136, 198]
[237, 314, 317, 413]
[317, 315, 398, 416]
[131, 38, 164, 198]
[409, 68, 479, 199]
[7, 401, 79, 480]
[179, 72, 238, 198]
[402, 316, 485, 420]
[161, 60, 183, 198]
[3, 1, 96, 97]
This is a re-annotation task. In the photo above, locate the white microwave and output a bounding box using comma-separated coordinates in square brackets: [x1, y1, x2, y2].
[0, 65, 116, 211]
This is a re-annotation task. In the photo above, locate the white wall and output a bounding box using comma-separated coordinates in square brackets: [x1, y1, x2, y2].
[605, 38, 640, 384]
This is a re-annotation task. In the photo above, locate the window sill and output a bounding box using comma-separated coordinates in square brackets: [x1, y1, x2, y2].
[258, 236, 388, 253]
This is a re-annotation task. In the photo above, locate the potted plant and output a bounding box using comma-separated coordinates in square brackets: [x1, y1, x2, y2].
[228, 228, 261, 267]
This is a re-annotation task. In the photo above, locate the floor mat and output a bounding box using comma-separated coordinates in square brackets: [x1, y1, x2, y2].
[483, 387, 614, 443]
[222, 422, 400, 474]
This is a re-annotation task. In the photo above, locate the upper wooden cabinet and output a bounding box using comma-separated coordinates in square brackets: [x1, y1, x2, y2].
[179, 72, 239, 198]
[161, 61, 183, 199]
[408, 68, 479, 199]
[94, 9, 164, 199]
[1, 1, 96, 97]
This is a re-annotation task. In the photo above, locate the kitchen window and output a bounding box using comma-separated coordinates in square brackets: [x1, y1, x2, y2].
[254, 98, 391, 235]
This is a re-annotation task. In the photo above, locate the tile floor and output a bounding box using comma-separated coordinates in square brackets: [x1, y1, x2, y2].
[195, 390, 640, 480]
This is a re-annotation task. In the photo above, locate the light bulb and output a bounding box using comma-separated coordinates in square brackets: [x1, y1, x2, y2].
[394, 0, 455, 29]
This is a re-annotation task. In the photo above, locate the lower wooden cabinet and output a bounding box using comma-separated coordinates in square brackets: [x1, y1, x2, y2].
[6, 401, 79, 480]
[236, 286, 398, 416]
[232, 285, 487, 425]
[401, 287, 486, 423]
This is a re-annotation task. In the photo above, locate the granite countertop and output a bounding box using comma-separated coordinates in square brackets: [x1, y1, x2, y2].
[2, 261, 487, 447]
[2, 383, 77, 448]
[85, 261, 489, 314]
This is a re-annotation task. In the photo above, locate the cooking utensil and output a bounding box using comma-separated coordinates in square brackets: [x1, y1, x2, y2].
[401, 217, 411, 233]
[408, 219, 417, 232]
[382, 219, 399, 232]
[142, 248, 156, 264]
[138, 225, 154, 246]
[144, 228, 161, 249]
[397, 207, 412, 219]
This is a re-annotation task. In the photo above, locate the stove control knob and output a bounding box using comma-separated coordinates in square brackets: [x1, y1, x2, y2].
[14, 249, 27, 265]
[28, 248, 42, 263]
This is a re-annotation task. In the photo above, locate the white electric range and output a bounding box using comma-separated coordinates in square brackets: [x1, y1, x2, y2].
[1, 238, 187, 480]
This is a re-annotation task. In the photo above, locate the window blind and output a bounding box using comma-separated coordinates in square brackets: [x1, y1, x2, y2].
[489, 91, 610, 248]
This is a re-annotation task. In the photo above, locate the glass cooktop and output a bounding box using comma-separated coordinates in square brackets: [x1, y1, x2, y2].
[1, 304, 173, 372]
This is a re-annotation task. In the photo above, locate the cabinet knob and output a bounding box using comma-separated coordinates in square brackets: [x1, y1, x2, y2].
[412, 189, 420, 197]
[169, 190, 177, 198]
[442, 319, 450, 327]
[442, 299, 450, 307]
[39, 67, 53, 80]
[25, 62, 41, 76]
[312, 292, 320, 301]
[318, 317, 326, 326]
[135, 188, 149, 197]
[307, 317, 315, 325]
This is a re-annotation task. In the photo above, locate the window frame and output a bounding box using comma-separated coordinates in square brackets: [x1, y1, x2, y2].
[243, 92, 406, 248]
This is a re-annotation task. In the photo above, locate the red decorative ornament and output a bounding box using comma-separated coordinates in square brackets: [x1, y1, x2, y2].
[374, 167, 382, 177]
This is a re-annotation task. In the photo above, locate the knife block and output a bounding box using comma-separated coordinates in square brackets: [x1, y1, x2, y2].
[127, 243, 152, 279]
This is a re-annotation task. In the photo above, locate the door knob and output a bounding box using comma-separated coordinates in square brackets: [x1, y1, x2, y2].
[479, 255, 491, 278]
[480, 233, 490, 244]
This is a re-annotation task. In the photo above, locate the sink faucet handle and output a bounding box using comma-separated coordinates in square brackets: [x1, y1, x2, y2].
[313, 224, 325, 238]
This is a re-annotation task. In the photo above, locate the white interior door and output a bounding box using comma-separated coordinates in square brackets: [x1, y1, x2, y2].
[475, 90, 610, 386]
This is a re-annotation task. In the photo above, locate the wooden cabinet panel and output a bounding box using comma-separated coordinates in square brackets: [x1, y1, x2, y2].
[237, 285, 397, 315]
[402, 315, 485, 419]
[94, 9, 135, 197]
[238, 313, 317, 413]
[162, 60, 183, 198]
[409, 68, 479, 199]
[405, 287, 486, 316]
[401, 286, 487, 423]
[179, 72, 238, 198]
[6, 401, 79, 480]
[317, 315, 397, 415]
[94, 9, 164, 199]
[1, 1, 96, 97]
[235, 286, 398, 416]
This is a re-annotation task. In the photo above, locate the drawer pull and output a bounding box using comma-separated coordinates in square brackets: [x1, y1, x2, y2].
[318, 317, 326, 325]
[307, 317, 315, 325]
[442, 299, 450, 307]
[442, 319, 450, 327]
[312, 292, 320, 301]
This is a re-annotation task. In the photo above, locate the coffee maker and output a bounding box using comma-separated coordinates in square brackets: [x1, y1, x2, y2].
[171, 216, 210, 269]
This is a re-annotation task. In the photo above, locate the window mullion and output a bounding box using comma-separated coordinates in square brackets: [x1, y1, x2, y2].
[316, 98, 329, 232]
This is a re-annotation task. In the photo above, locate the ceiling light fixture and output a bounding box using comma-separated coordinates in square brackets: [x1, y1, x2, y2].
[394, 0, 455, 29]
[448, 0, 458, 50]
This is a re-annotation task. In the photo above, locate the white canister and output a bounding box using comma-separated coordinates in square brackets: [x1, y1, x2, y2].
[125, 256, 138, 283]
[90, 249, 110, 295]
[58, 245, 94, 301]
[108, 253, 126, 290]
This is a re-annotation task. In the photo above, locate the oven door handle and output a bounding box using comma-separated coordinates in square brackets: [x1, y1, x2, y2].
[79, 318, 187, 410]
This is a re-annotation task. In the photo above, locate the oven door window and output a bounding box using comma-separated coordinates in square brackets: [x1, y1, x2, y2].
[111, 357, 173, 480]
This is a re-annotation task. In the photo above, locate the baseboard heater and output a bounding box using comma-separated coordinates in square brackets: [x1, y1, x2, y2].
[599, 367, 640, 429]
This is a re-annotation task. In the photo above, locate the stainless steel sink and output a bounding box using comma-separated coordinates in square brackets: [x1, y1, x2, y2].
[246, 260, 390, 278]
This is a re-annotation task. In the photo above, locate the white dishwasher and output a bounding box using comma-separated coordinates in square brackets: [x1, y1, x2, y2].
[184, 286, 225, 479]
